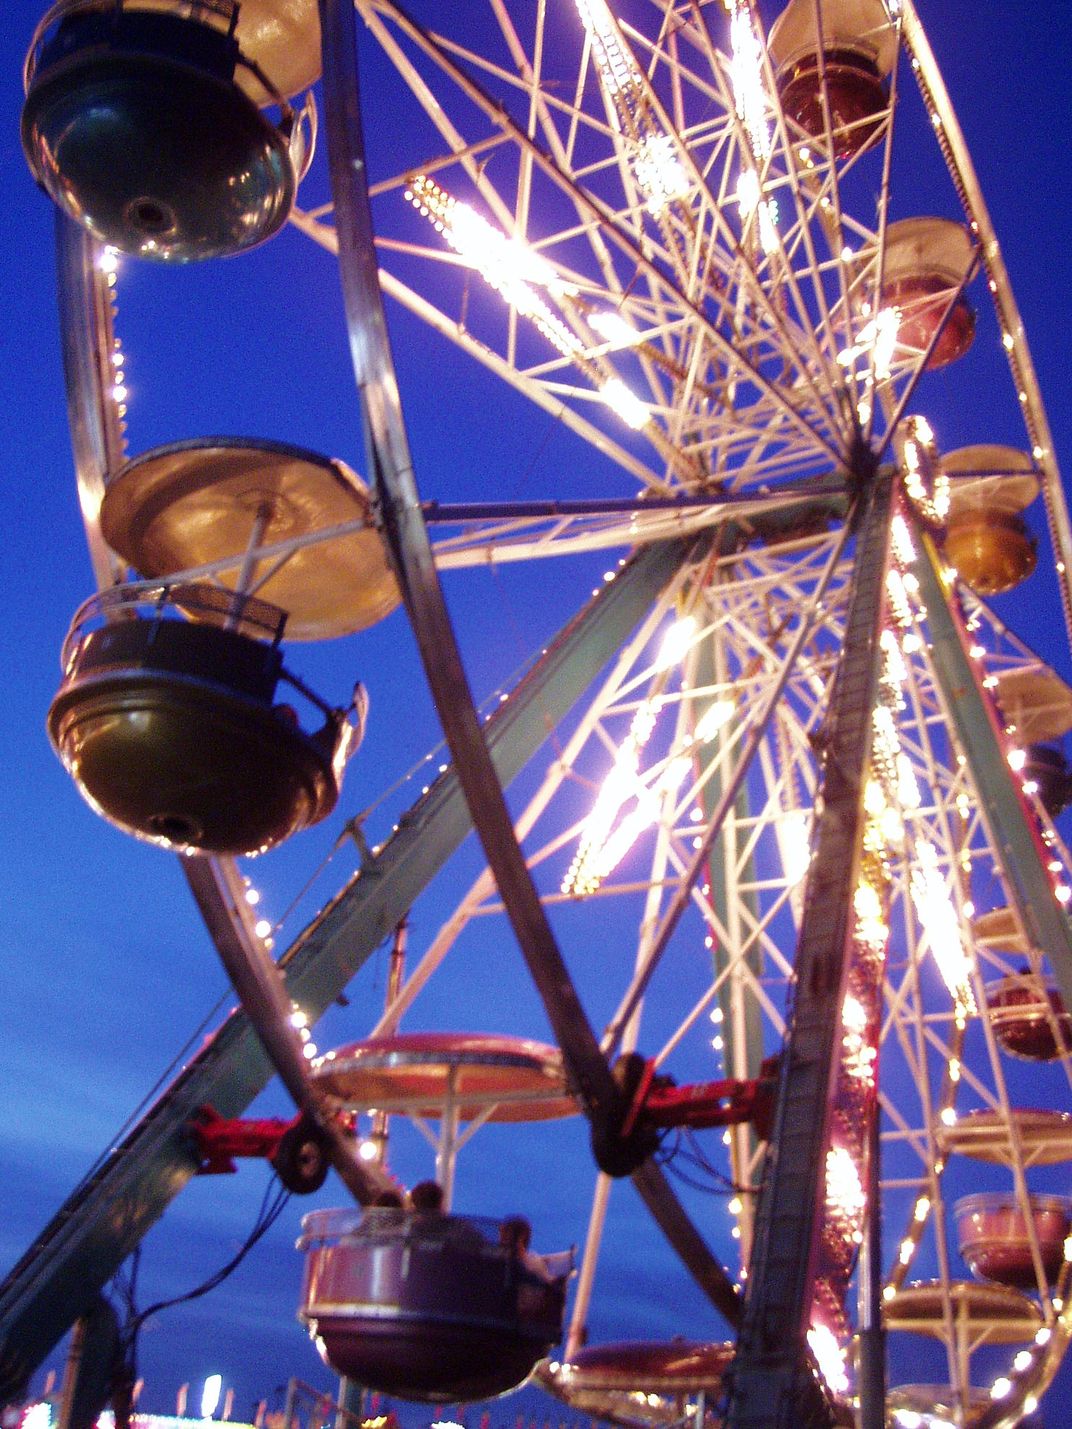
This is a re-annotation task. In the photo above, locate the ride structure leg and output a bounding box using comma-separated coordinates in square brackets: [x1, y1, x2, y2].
[909, 530, 1072, 1010]
[317, 0, 741, 1323]
[0, 530, 692, 1407]
[726, 471, 895, 1429]
[55, 1298, 122, 1429]
[333, 1376, 365, 1429]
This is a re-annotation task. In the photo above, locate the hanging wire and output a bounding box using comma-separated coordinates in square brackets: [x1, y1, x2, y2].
[117, 1174, 292, 1377]
[656, 1127, 751, 1196]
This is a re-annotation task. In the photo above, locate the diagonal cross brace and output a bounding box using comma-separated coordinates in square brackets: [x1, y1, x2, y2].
[0, 532, 692, 1407]
[910, 533, 1072, 1042]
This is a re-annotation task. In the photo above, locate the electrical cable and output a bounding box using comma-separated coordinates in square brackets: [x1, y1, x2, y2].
[116, 1174, 291, 1379]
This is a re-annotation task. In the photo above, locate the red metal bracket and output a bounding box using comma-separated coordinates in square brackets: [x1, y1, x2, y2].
[641, 1056, 779, 1141]
[189, 1105, 300, 1175]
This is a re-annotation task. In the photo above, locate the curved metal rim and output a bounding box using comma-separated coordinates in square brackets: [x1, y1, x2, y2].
[24, 0, 239, 90]
[317, 0, 743, 1335]
[114, 433, 357, 474]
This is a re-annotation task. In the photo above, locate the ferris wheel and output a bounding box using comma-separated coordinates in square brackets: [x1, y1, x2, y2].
[11, 0, 1072, 1427]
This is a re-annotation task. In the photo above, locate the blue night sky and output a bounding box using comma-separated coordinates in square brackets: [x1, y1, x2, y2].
[2, 1, 1072, 1425]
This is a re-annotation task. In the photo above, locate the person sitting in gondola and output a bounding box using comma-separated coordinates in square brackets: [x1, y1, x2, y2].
[409, 1179, 445, 1214]
[408, 1178, 486, 1250]
[499, 1215, 553, 1283]
[499, 1213, 571, 1324]
[358, 1186, 405, 1236]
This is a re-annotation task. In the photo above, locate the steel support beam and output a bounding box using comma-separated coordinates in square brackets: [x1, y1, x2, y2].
[727, 473, 895, 1429]
[54, 1299, 121, 1429]
[319, 0, 625, 1142]
[0, 533, 689, 1405]
[182, 856, 398, 1207]
[55, 216, 126, 591]
[319, 0, 742, 1324]
[910, 532, 1072, 1019]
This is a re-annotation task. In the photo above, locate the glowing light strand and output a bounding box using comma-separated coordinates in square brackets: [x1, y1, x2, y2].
[562, 618, 705, 895]
[724, 2, 779, 253]
[726, 3, 771, 160]
[812, 512, 940, 1384]
[404, 176, 582, 360]
[405, 175, 649, 428]
[899, 414, 950, 526]
[910, 839, 976, 1016]
[574, 0, 691, 216]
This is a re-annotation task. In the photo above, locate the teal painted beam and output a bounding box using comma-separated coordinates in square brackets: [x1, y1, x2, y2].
[0, 534, 693, 1404]
[911, 531, 1072, 1022]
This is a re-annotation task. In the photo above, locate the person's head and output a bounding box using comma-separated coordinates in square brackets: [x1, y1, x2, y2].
[373, 1188, 404, 1208]
[499, 1214, 532, 1253]
[410, 1179, 445, 1212]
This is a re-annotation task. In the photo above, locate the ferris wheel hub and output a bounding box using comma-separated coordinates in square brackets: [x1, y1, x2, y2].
[589, 1052, 660, 1178]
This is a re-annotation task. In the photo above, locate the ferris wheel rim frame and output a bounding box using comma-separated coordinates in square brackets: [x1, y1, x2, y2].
[317, 0, 751, 1337]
